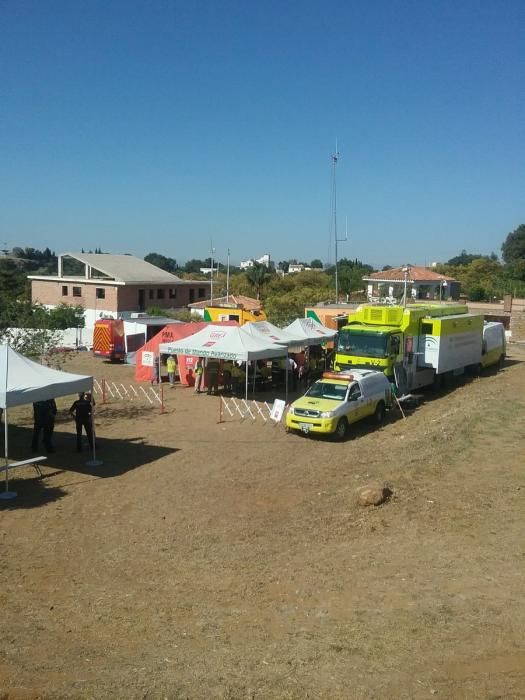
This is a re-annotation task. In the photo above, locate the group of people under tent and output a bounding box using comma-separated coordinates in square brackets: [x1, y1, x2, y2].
[150, 346, 334, 396]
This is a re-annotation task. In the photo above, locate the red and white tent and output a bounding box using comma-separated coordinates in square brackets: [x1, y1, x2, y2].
[135, 321, 237, 385]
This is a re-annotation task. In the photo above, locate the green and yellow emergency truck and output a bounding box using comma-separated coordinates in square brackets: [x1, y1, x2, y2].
[334, 304, 497, 393]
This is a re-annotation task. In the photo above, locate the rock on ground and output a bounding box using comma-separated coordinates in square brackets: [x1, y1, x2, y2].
[356, 482, 393, 507]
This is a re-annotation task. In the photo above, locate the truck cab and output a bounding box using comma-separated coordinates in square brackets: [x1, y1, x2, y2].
[285, 369, 392, 440]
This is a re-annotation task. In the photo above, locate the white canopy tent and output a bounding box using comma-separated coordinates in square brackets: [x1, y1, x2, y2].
[0, 344, 93, 499]
[242, 321, 299, 348]
[158, 324, 288, 399]
[283, 317, 338, 346]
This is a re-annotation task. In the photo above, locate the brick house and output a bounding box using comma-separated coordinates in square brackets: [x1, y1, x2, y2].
[29, 252, 211, 327]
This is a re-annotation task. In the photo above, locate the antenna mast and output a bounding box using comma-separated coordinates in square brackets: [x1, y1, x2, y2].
[331, 142, 347, 303]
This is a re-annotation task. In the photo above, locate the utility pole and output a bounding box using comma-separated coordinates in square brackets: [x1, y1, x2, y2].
[402, 265, 411, 308]
[210, 242, 216, 305]
[226, 248, 230, 300]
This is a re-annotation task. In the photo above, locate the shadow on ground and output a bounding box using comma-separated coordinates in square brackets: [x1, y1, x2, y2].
[0, 426, 179, 510]
[0, 473, 67, 510]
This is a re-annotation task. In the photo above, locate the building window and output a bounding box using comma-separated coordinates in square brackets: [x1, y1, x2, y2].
[149, 289, 154, 299]
[96, 288, 105, 299]
[72, 287, 82, 297]
[169, 288, 177, 299]
[198, 287, 206, 298]
[62, 286, 68, 296]
[157, 288, 165, 300]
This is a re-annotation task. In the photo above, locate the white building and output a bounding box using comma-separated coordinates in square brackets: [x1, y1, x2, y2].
[240, 253, 271, 269]
[288, 263, 312, 273]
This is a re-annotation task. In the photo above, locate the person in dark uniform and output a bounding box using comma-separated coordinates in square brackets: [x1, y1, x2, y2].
[69, 392, 93, 452]
[32, 399, 57, 452]
[206, 358, 220, 395]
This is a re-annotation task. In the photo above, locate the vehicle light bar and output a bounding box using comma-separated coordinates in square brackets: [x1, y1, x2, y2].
[322, 371, 353, 381]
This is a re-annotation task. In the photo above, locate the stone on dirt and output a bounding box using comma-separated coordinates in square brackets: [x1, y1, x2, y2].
[356, 482, 392, 507]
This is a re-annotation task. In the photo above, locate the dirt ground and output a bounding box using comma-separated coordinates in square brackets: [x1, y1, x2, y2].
[1, 346, 524, 699]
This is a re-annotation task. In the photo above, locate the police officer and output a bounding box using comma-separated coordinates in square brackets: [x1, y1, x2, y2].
[69, 392, 93, 452]
[32, 399, 57, 453]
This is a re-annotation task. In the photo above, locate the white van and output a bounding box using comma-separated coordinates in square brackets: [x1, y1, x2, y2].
[481, 322, 506, 369]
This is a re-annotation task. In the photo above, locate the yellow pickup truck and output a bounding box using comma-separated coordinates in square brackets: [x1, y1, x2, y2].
[286, 369, 392, 440]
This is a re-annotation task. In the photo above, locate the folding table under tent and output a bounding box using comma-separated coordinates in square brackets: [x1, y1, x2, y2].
[158, 324, 288, 399]
[0, 344, 94, 499]
[283, 317, 338, 346]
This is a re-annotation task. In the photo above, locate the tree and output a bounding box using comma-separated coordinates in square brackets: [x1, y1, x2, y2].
[501, 224, 525, 264]
[468, 285, 487, 302]
[245, 263, 270, 300]
[310, 259, 323, 269]
[184, 259, 207, 274]
[0, 259, 27, 303]
[278, 261, 290, 273]
[144, 252, 178, 274]
[47, 304, 85, 329]
[447, 250, 488, 266]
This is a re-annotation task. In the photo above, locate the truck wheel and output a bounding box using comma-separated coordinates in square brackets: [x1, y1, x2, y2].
[498, 354, 505, 369]
[333, 417, 348, 441]
[373, 401, 386, 424]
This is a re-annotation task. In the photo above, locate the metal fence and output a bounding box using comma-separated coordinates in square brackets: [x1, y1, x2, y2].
[93, 378, 166, 413]
[218, 395, 286, 425]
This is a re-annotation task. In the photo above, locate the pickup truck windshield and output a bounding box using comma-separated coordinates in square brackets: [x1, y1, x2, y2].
[337, 330, 388, 359]
[306, 382, 348, 401]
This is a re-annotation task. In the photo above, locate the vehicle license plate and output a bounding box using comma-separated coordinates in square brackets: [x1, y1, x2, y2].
[301, 423, 313, 433]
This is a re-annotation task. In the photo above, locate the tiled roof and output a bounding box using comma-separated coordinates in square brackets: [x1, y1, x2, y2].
[364, 266, 456, 283]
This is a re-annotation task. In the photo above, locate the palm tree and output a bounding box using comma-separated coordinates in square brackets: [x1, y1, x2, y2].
[245, 263, 269, 300]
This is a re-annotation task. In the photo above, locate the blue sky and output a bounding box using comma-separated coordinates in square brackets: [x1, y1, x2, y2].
[1, 0, 524, 269]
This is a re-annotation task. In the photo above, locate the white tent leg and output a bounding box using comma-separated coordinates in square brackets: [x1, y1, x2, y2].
[285, 352, 288, 402]
[0, 408, 17, 500]
[85, 391, 103, 467]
